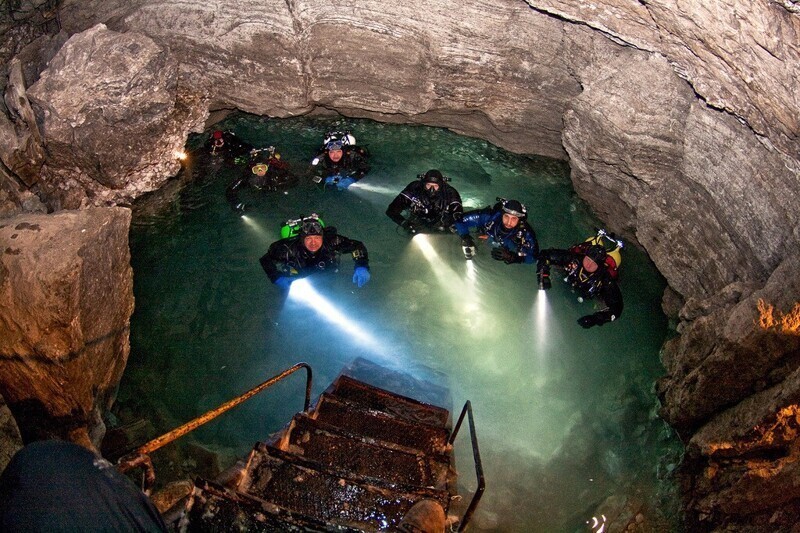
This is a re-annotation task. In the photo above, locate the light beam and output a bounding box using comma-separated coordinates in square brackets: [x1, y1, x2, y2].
[240, 215, 270, 238]
[347, 182, 400, 196]
[532, 289, 551, 355]
[288, 279, 386, 354]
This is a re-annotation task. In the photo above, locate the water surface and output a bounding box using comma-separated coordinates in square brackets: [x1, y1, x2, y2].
[122, 114, 682, 531]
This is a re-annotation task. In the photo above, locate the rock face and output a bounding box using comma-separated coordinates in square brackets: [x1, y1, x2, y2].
[0, 395, 22, 473]
[57, 0, 592, 160]
[0, 0, 797, 529]
[0, 208, 133, 449]
[23, 24, 208, 210]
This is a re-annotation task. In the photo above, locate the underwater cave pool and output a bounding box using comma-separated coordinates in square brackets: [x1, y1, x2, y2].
[120, 114, 682, 531]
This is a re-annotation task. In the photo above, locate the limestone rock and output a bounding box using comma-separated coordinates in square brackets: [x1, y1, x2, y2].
[26, 24, 208, 209]
[531, 0, 800, 166]
[562, 51, 693, 235]
[0, 207, 133, 448]
[0, 394, 23, 474]
[1, 58, 46, 189]
[658, 258, 800, 436]
[681, 368, 800, 529]
[57, 0, 596, 159]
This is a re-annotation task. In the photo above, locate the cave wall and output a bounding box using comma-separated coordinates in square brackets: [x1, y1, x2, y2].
[47, 0, 800, 301]
[58, 0, 590, 160]
[1, 0, 798, 529]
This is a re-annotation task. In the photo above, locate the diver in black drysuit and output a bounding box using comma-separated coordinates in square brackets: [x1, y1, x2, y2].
[0, 440, 167, 532]
[225, 147, 296, 212]
[259, 217, 371, 289]
[386, 169, 463, 234]
[537, 243, 623, 328]
[312, 140, 370, 189]
[205, 130, 252, 162]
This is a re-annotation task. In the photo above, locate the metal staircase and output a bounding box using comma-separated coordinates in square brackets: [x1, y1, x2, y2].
[118, 360, 484, 532]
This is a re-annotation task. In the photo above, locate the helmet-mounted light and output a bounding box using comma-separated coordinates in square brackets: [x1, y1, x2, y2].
[498, 197, 527, 219]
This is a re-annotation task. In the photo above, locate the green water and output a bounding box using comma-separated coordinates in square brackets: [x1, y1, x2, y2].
[122, 114, 682, 531]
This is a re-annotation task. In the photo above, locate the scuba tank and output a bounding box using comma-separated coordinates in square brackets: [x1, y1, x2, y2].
[280, 213, 326, 239]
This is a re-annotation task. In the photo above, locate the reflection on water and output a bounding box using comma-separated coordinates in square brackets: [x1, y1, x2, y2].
[123, 114, 682, 531]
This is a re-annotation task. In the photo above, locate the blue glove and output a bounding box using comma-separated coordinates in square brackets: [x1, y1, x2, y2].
[352, 266, 370, 288]
[336, 176, 355, 190]
[324, 174, 342, 186]
[274, 276, 293, 290]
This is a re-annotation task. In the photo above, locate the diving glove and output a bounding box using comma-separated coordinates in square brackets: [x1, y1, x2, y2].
[274, 277, 293, 290]
[491, 247, 522, 264]
[577, 314, 602, 329]
[401, 220, 418, 236]
[353, 266, 371, 287]
[337, 176, 355, 190]
[461, 235, 476, 260]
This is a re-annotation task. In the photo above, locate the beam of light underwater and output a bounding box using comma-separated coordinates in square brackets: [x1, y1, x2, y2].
[412, 234, 482, 319]
[465, 257, 477, 282]
[347, 181, 401, 197]
[533, 288, 551, 355]
[240, 215, 272, 241]
[287, 278, 388, 357]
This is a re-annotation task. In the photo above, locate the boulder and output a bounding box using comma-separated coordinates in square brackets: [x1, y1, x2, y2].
[26, 24, 208, 209]
[0, 207, 133, 449]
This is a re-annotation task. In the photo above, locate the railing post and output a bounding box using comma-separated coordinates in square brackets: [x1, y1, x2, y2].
[448, 400, 485, 532]
[117, 362, 313, 490]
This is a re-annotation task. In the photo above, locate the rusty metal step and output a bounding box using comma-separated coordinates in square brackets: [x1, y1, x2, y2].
[183, 478, 360, 532]
[276, 414, 450, 490]
[330, 374, 451, 428]
[237, 444, 450, 532]
[312, 394, 450, 456]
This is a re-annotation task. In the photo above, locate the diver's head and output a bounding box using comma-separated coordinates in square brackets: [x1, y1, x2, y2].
[422, 169, 444, 196]
[300, 217, 324, 252]
[326, 140, 343, 162]
[582, 245, 606, 273]
[500, 199, 526, 229]
[304, 235, 323, 252]
[251, 163, 268, 176]
[211, 130, 224, 148]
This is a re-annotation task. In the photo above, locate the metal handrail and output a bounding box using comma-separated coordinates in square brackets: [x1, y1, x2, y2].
[448, 400, 485, 532]
[117, 362, 313, 492]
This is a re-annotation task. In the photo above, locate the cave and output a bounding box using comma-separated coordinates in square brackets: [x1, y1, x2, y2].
[1, 1, 799, 531]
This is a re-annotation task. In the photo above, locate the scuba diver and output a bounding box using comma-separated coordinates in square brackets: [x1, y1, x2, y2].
[310, 131, 370, 190]
[386, 169, 464, 235]
[455, 198, 539, 264]
[259, 214, 371, 289]
[205, 129, 253, 162]
[537, 229, 624, 328]
[225, 146, 296, 212]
